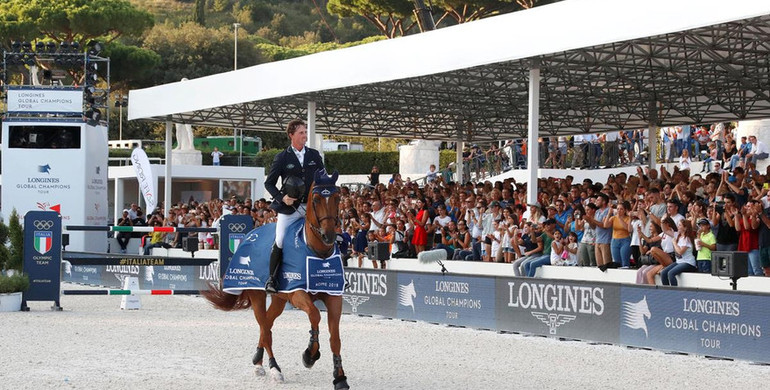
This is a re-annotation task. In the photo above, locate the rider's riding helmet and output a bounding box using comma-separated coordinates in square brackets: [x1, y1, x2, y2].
[282, 176, 306, 201]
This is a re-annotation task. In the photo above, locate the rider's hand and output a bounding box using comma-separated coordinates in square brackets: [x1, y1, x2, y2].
[283, 194, 297, 206]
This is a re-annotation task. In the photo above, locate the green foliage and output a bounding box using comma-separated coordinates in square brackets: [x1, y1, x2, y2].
[142, 21, 263, 84]
[0, 217, 10, 271]
[7, 209, 24, 272]
[0, 273, 29, 293]
[325, 151, 399, 174]
[254, 148, 282, 172]
[193, 0, 206, 25]
[0, 0, 154, 43]
[439, 149, 456, 170]
[103, 41, 162, 89]
[257, 34, 385, 61]
[327, 0, 418, 38]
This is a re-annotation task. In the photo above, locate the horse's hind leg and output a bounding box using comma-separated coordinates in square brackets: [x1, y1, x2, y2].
[249, 291, 284, 382]
[325, 296, 349, 390]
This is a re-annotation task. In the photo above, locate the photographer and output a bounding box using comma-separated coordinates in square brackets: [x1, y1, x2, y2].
[115, 209, 133, 254]
[735, 200, 762, 275]
[711, 193, 738, 251]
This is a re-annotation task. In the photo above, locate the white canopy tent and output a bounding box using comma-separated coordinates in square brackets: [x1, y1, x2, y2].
[128, 0, 770, 205]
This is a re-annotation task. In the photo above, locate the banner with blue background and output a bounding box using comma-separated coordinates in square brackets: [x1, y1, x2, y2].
[620, 286, 770, 362]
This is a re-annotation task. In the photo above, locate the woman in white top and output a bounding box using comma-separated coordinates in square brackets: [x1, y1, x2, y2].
[644, 217, 678, 285]
[659, 220, 697, 286]
[679, 148, 692, 171]
[550, 232, 566, 266]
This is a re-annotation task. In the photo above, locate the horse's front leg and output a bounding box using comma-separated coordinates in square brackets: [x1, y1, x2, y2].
[288, 291, 322, 368]
[325, 295, 349, 390]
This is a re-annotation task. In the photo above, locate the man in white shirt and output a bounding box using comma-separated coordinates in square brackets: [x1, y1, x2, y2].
[368, 201, 387, 231]
[746, 135, 769, 165]
[211, 147, 224, 166]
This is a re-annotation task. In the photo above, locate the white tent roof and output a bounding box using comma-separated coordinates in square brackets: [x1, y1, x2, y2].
[128, 0, 770, 141]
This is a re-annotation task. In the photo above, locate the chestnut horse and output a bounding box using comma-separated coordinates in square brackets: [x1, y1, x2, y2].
[203, 171, 349, 389]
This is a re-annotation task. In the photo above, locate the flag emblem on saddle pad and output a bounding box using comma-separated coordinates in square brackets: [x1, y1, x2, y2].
[34, 231, 53, 255]
[229, 234, 245, 253]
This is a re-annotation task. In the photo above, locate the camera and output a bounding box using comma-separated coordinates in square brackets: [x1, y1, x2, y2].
[714, 201, 725, 213]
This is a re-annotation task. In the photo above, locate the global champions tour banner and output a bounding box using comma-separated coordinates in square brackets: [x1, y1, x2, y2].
[332, 271, 769, 364]
[620, 286, 770, 362]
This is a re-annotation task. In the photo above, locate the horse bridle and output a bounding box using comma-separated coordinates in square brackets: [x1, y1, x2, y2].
[308, 184, 340, 245]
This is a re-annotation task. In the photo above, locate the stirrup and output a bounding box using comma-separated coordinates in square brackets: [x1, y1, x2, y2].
[264, 277, 278, 294]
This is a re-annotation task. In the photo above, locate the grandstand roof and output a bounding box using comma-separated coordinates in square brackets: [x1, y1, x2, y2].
[128, 0, 770, 143]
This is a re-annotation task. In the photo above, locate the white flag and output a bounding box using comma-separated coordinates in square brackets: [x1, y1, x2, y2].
[131, 148, 157, 213]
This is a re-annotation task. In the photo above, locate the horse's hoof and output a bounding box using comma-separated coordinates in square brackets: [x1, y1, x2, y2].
[254, 364, 266, 376]
[270, 367, 284, 383]
[333, 375, 349, 390]
[302, 348, 321, 368]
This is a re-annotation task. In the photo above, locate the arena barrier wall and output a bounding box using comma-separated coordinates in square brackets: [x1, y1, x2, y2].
[340, 268, 770, 364]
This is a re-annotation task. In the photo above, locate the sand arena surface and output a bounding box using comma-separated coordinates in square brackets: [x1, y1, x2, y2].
[2, 285, 769, 390]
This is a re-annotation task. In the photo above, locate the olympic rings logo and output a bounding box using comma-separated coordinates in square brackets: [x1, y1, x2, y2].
[34, 220, 54, 230]
[228, 223, 247, 232]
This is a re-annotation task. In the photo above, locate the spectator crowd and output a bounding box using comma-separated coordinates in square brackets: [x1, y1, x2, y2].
[117, 122, 770, 286]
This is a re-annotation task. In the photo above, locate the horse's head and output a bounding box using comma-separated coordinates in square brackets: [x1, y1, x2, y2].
[306, 169, 340, 251]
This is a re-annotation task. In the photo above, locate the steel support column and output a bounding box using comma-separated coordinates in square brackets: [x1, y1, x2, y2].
[307, 101, 321, 159]
[527, 67, 540, 205]
[456, 141, 465, 183]
[164, 119, 172, 218]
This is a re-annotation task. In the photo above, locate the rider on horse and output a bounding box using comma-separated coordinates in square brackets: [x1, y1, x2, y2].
[264, 119, 325, 294]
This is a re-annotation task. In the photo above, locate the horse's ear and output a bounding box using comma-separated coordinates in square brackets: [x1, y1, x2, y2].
[314, 169, 325, 182]
[331, 170, 339, 183]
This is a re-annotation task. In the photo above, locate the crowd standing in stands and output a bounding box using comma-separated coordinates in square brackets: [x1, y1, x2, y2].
[120, 123, 770, 285]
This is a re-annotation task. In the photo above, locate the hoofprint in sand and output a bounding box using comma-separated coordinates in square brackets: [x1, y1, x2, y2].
[2, 284, 768, 390]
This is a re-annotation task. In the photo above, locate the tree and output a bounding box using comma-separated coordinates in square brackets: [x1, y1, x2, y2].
[194, 0, 206, 26]
[103, 41, 162, 90]
[142, 22, 263, 84]
[327, 0, 418, 38]
[7, 210, 23, 272]
[0, 217, 10, 271]
[0, 0, 153, 44]
[328, 0, 552, 38]
[433, 0, 534, 25]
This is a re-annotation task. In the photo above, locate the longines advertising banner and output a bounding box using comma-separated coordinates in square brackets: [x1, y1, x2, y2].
[397, 272, 496, 329]
[1, 121, 108, 252]
[342, 269, 397, 317]
[6, 87, 83, 114]
[620, 286, 770, 363]
[495, 277, 621, 343]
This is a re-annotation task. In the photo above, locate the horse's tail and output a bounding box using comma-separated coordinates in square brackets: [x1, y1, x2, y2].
[201, 283, 252, 311]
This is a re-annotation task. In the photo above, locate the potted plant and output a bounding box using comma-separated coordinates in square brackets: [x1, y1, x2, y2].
[0, 210, 28, 311]
[0, 272, 29, 311]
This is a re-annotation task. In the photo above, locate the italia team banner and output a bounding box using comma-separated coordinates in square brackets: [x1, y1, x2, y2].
[620, 286, 770, 362]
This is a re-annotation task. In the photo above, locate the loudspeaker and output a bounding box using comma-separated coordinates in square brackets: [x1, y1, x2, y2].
[182, 237, 199, 252]
[711, 251, 749, 278]
[62, 233, 70, 248]
[367, 242, 390, 261]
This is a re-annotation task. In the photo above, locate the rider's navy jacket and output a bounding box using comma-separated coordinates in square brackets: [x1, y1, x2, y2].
[264, 146, 324, 215]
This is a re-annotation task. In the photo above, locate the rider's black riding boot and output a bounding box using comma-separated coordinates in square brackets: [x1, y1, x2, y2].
[265, 244, 282, 294]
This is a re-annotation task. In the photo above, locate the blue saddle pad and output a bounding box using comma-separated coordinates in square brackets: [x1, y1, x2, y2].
[222, 219, 344, 295]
